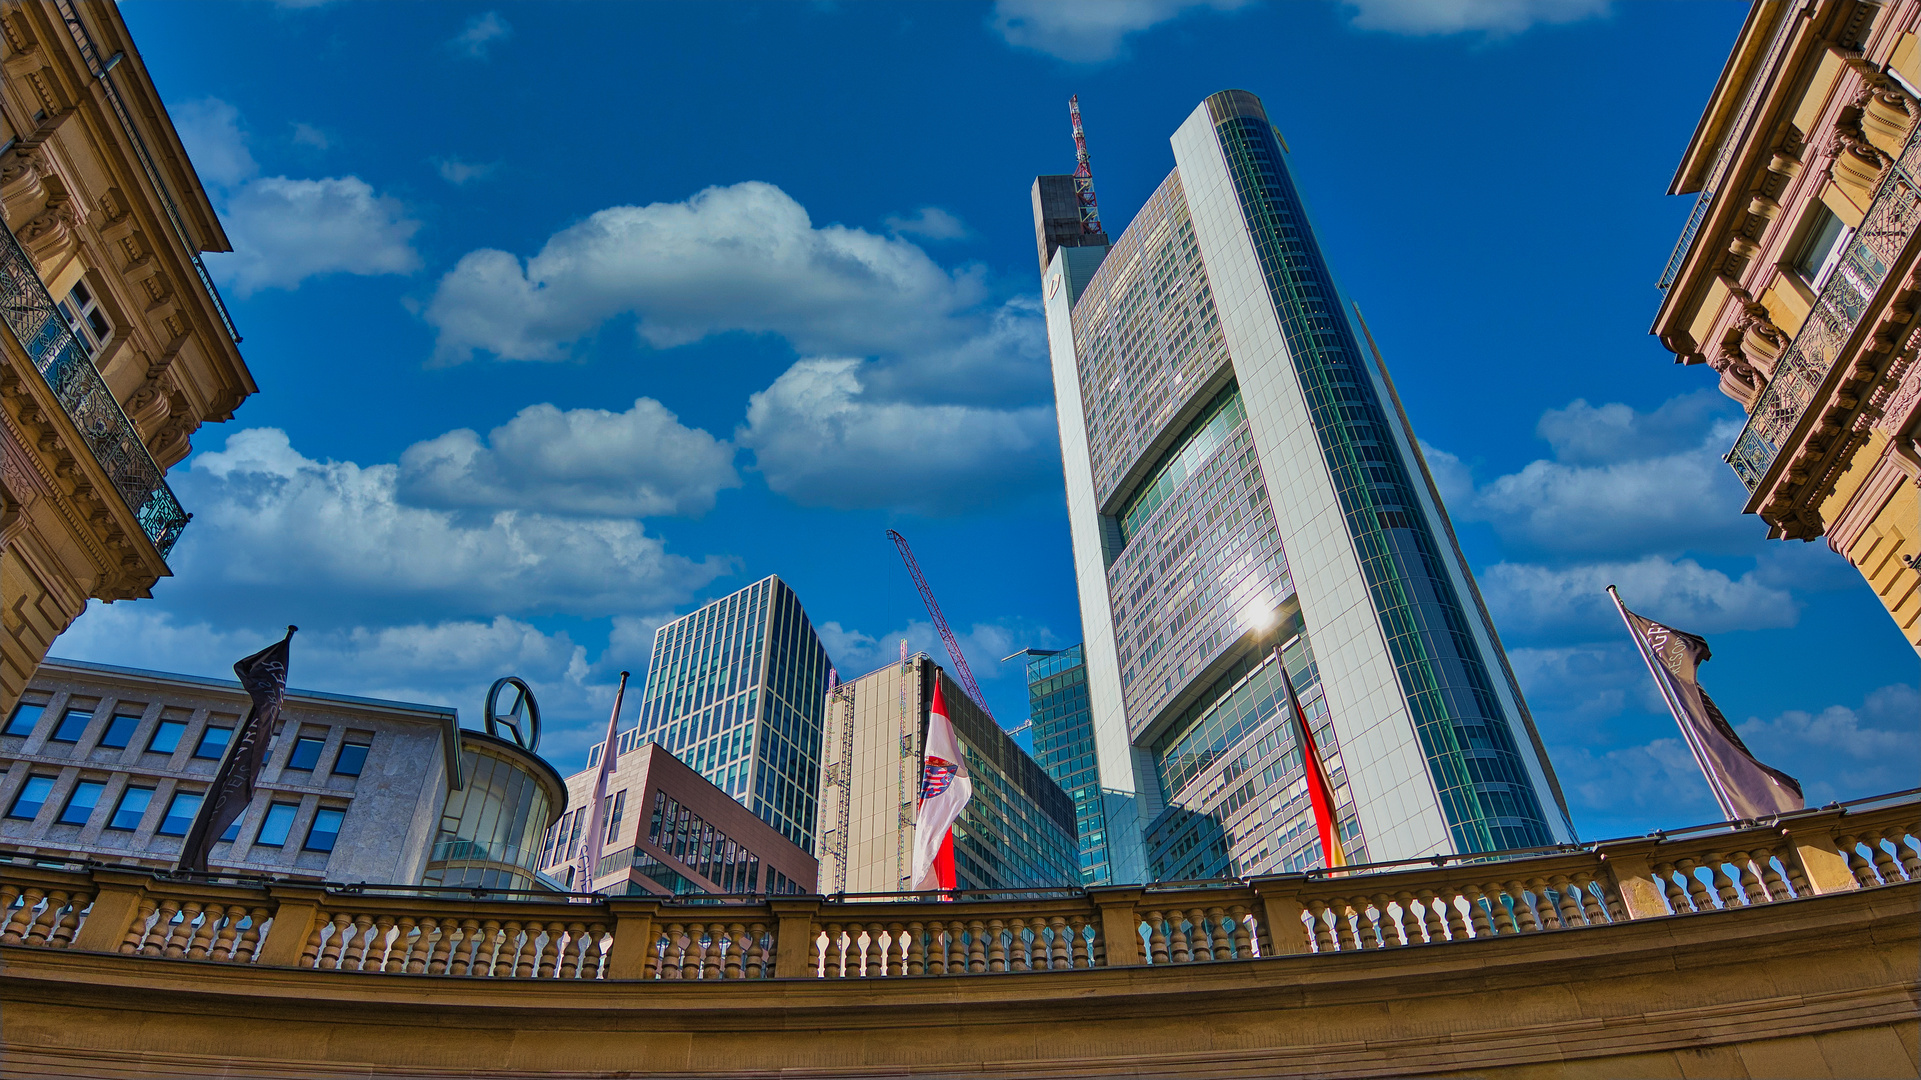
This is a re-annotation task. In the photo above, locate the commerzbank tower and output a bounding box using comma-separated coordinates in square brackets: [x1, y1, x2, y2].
[1033, 90, 1575, 883]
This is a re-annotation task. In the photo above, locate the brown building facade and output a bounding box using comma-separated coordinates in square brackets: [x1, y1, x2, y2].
[1654, 0, 1921, 651]
[0, 1, 253, 712]
[543, 740, 816, 897]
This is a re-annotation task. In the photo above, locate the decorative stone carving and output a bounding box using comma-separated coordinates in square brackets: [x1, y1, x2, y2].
[1711, 338, 1763, 410]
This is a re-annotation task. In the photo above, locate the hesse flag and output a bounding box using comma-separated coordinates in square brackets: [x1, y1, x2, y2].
[1610, 588, 1803, 821]
[178, 626, 296, 873]
[911, 678, 973, 892]
[1277, 648, 1345, 869]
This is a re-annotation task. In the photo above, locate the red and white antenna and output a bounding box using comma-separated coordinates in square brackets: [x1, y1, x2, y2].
[1069, 95, 1103, 237]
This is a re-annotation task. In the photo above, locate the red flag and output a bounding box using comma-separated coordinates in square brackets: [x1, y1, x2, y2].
[912, 678, 973, 892]
[1277, 647, 1345, 869]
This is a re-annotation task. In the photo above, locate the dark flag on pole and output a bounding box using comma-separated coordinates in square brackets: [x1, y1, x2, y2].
[177, 626, 296, 874]
[1607, 589, 1802, 821]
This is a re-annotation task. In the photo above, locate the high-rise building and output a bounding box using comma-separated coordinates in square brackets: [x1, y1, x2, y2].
[818, 654, 1080, 893]
[630, 576, 830, 853]
[1651, 1, 1921, 655]
[1018, 645, 1111, 885]
[542, 742, 817, 897]
[1035, 90, 1574, 882]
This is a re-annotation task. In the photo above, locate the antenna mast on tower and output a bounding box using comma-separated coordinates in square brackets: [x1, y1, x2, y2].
[1069, 95, 1104, 238]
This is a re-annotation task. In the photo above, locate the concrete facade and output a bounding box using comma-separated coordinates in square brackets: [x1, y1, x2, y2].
[1652, 0, 1921, 654]
[542, 740, 816, 897]
[818, 654, 1079, 894]
[1038, 92, 1573, 882]
[0, 1, 254, 714]
[0, 657, 459, 884]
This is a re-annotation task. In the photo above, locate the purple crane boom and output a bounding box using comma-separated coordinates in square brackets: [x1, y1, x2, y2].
[885, 529, 994, 721]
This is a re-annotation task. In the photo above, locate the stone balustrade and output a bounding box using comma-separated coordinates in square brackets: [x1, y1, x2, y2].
[3, 795, 1915, 984]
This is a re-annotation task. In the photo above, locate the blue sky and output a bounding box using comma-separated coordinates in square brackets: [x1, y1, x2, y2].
[60, 0, 1916, 842]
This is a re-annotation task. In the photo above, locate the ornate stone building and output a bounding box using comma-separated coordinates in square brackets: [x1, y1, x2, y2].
[1654, 0, 1921, 651]
[0, 1, 253, 710]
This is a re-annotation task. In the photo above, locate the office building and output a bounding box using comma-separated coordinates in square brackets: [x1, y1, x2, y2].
[0, 657, 570, 888]
[541, 741, 816, 896]
[1652, 0, 1921, 654]
[0, 2, 255, 712]
[1019, 645, 1111, 885]
[630, 576, 831, 853]
[819, 653, 1080, 893]
[1035, 90, 1575, 881]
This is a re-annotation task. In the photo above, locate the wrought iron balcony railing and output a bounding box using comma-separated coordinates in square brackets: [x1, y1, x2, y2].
[0, 220, 190, 557]
[1728, 121, 1921, 491]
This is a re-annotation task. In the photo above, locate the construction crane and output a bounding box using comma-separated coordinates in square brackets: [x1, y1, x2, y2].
[885, 529, 993, 721]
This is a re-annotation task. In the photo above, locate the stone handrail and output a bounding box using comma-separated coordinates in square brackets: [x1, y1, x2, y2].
[3, 796, 1915, 982]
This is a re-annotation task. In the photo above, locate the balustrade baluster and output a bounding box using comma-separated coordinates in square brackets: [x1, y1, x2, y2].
[479, 919, 508, 977]
[0, 886, 21, 943]
[1651, 863, 1689, 914]
[553, 923, 582, 979]
[824, 923, 846, 978]
[298, 911, 329, 967]
[5, 889, 46, 946]
[1461, 886, 1493, 938]
[1089, 916, 1107, 967]
[1304, 901, 1334, 952]
[1169, 911, 1195, 963]
[664, 923, 690, 979]
[1483, 886, 1518, 935]
[1548, 877, 1585, 927]
[1438, 890, 1470, 941]
[366, 915, 395, 972]
[445, 920, 476, 976]
[235, 908, 270, 963]
[1705, 858, 1742, 909]
[205, 906, 239, 960]
[405, 918, 433, 974]
[583, 925, 610, 980]
[1893, 828, 1920, 880]
[870, 921, 895, 977]
[1141, 912, 1166, 964]
[1569, 875, 1608, 925]
[1497, 883, 1535, 931]
[1868, 832, 1903, 884]
[25, 891, 66, 948]
[46, 892, 85, 949]
[1676, 859, 1716, 911]
[1754, 850, 1792, 901]
[809, 924, 828, 978]
[1418, 890, 1450, 942]
[750, 922, 774, 978]
[117, 897, 158, 955]
[1523, 880, 1561, 929]
[967, 919, 988, 973]
[1007, 918, 1031, 972]
[1726, 853, 1766, 905]
[1050, 915, 1073, 969]
[1200, 907, 1227, 960]
[162, 901, 201, 958]
[314, 911, 350, 969]
[1226, 906, 1253, 960]
[426, 920, 455, 975]
[182, 902, 217, 959]
[982, 918, 1004, 972]
[905, 921, 927, 976]
[921, 924, 945, 976]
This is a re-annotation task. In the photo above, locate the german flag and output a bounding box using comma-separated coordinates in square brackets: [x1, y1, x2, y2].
[1277, 647, 1345, 869]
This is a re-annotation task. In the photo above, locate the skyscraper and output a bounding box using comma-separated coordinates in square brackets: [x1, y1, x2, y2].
[629, 576, 830, 853]
[1035, 90, 1574, 882]
[1018, 645, 1112, 885]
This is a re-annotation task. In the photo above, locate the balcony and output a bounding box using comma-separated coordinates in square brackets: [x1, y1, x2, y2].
[0, 218, 189, 558]
[1727, 119, 1921, 494]
[2, 793, 1915, 1076]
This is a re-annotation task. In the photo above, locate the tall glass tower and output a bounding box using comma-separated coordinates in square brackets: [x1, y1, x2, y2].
[627, 575, 830, 853]
[1035, 91, 1574, 882]
[1021, 645, 1111, 885]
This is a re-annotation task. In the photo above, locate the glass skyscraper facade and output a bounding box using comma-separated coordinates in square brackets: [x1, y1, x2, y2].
[1036, 90, 1574, 882]
[628, 576, 829, 853]
[1023, 645, 1111, 885]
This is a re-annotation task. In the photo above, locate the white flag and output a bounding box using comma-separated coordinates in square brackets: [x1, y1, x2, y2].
[911, 678, 973, 892]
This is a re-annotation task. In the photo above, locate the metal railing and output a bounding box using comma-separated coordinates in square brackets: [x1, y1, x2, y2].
[1727, 120, 1921, 490]
[0, 219, 189, 557]
[2, 793, 1913, 982]
[51, 0, 241, 345]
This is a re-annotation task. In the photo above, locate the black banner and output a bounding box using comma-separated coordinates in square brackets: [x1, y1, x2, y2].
[177, 627, 296, 873]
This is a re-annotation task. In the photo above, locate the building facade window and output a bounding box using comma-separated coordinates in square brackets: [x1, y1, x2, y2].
[193, 725, 233, 760]
[147, 720, 187, 754]
[332, 741, 370, 776]
[256, 802, 299, 847]
[51, 709, 93, 743]
[108, 786, 153, 830]
[286, 736, 325, 771]
[56, 279, 112, 357]
[58, 780, 105, 825]
[305, 808, 344, 852]
[7, 776, 54, 819]
[4, 702, 44, 737]
[158, 791, 202, 836]
[99, 712, 142, 749]
[1791, 205, 1849, 289]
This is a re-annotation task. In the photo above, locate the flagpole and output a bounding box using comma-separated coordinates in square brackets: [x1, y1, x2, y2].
[1606, 586, 1738, 821]
[576, 671, 629, 894]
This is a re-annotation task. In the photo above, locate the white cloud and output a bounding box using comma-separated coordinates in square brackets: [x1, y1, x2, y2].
[423, 181, 990, 366]
[174, 98, 257, 189]
[1343, 0, 1609, 37]
[164, 427, 729, 623]
[988, 0, 1249, 63]
[1735, 684, 1920, 806]
[397, 397, 740, 518]
[451, 11, 512, 59]
[1549, 737, 1720, 828]
[1481, 555, 1798, 639]
[436, 157, 498, 186]
[290, 122, 330, 151]
[218, 176, 421, 296]
[737, 358, 1058, 514]
[885, 207, 970, 241]
[175, 98, 420, 296]
[1534, 391, 1731, 466]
